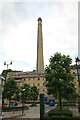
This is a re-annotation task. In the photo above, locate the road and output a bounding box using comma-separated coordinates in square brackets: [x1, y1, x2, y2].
[17, 104, 55, 118]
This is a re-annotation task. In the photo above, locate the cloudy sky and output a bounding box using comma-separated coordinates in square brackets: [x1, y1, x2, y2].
[0, 0, 79, 74]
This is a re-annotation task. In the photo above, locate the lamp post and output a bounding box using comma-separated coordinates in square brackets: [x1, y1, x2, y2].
[75, 57, 80, 116]
[22, 89, 25, 114]
[0, 76, 5, 118]
[4, 61, 12, 70]
[4, 61, 12, 83]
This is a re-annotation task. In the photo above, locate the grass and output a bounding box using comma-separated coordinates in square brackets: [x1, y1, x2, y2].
[47, 106, 72, 118]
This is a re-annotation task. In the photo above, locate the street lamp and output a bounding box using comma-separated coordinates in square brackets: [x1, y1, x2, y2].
[0, 76, 5, 100]
[22, 89, 25, 114]
[4, 61, 12, 70]
[75, 57, 80, 116]
[4, 61, 12, 83]
[0, 76, 5, 118]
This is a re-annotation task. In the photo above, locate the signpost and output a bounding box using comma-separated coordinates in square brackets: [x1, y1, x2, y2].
[40, 94, 45, 119]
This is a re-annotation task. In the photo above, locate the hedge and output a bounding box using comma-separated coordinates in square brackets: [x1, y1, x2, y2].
[60, 102, 76, 106]
[2, 117, 80, 120]
[43, 117, 80, 120]
[2, 106, 29, 112]
[47, 106, 72, 118]
[45, 102, 76, 106]
[25, 101, 40, 104]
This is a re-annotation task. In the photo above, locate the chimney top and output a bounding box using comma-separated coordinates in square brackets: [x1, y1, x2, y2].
[38, 17, 42, 21]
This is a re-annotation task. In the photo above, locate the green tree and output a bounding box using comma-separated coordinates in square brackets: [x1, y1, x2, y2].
[1, 69, 22, 79]
[1, 69, 12, 80]
[30, 85, 39, 106]
[2, 78, 20, 106]
[14, 87, 20, 102]
[21, 84, 31, 102]
[45, 52, 77, 111]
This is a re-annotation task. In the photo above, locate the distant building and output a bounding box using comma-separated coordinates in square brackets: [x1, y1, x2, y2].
[72, 67, 80, 96]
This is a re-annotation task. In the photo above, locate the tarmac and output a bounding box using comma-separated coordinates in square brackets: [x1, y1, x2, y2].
[1, 104, 54, 119]
[1, 104, 79, 119]
[2, 111, 25, 119]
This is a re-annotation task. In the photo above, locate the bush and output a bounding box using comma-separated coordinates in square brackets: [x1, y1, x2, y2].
[25, 101, 40, 104]
[62, 102, 76, 106]
[57, 102, 76, 106]
[2, 106, 29, 112]
[30, 102, 37, 107]
[43, 117, 80, 120]
[47, 106, 72, 118]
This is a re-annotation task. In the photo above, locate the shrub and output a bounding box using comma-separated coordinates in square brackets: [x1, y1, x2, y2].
[47, 106, 72, 118]
[43, 117, 80, 120]
[25, 101, 40, 104]
[30, 102, 37, 107]
[62, 102, 76, 106]
[2, 106, 29, 112]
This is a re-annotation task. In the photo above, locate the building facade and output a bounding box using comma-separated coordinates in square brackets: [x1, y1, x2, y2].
[6, 71, 46, 94]
[72, 68, 80, 96]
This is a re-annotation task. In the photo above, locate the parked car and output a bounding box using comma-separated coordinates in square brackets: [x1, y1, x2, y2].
[0, 104, 5, 108]
[10, 100, 18, 106]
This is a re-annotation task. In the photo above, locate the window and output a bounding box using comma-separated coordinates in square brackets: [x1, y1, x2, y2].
[38, 83, 40, 86]
[38, 77, 40, 80]
[17, 81, 20, 86]
[43, 89, 45, 92]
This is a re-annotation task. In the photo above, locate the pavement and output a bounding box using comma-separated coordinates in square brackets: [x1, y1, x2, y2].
[2, 111, 25, 118]
[1, 104, 79, 119]
[2, 104, 55, 119]
[68, 106, 78, 117]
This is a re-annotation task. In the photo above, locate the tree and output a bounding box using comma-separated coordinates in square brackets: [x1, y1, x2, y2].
[1, 69, 22, 79]
[14, 87, 20, 102]
[1, 69, 12, 81]
[2, 78, 20, 106]
[20, 84, 31, 102]
[45, 52, 77, 111]
[2, 69, 21, 104]
[30, 85, 39, 106]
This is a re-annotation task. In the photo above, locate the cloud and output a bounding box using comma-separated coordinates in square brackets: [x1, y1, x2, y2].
[42, 3, 78, 65]
[1, 2, 38, 26]
[0, 0, 79, 2]
[3, 18, 37, 64]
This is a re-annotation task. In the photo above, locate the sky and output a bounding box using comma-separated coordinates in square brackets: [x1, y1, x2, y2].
[0, 0, 79, 74]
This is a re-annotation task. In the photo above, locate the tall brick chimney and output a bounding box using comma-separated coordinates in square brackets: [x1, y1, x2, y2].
[36, 17, 44, 72]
